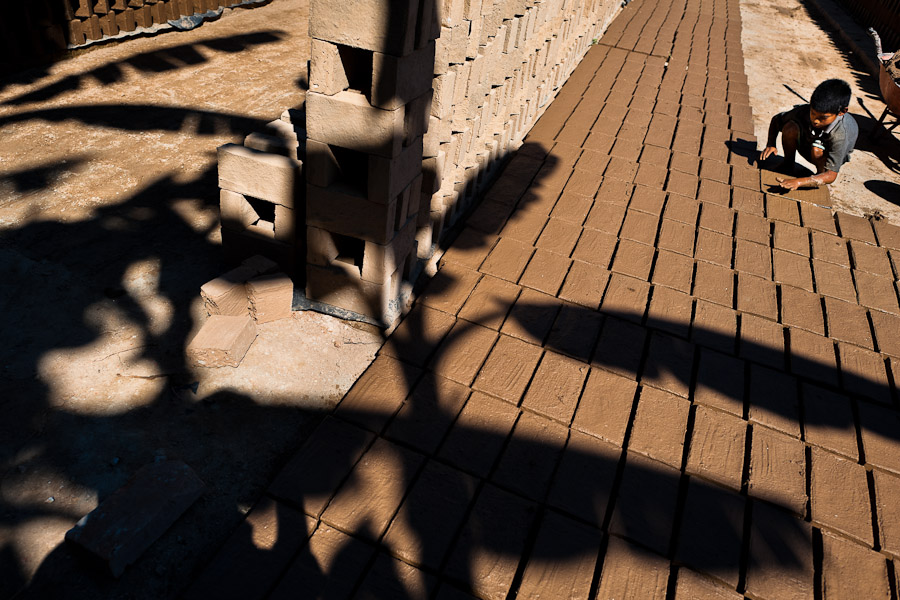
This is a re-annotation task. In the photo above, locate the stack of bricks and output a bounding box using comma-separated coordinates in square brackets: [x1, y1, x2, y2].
[217, 110, 305, 277]
[302, 0, 440, 328]
[66, 0, 229, 46]
[420, 0, 621, 254]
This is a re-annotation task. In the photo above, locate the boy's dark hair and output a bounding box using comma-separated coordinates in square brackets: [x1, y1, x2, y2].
[810, 79, 851, 114]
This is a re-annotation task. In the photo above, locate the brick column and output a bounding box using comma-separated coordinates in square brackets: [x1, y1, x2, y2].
[303, 0, 438, 328]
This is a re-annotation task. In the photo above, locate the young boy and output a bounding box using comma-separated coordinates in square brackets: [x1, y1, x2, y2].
[759, 79, 858, 191]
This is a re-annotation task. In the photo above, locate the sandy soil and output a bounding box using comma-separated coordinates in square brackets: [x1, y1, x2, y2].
[0, 2, 383, 598]
[740, 0, 900, 223]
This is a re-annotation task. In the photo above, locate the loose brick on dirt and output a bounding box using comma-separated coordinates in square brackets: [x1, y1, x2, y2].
[676, 479, 745, 588]
[186, 315, 257, 369]
[516, 511, 604, 600]
[810, 447, 874, 546]
[444, 484, 538, 600]
[821, 530, 890, 599]
[596, 536, 670, 600]
[437, 391, 519, 478]
[744, 501, 814, 600]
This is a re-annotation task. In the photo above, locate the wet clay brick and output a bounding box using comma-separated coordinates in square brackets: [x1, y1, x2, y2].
[773, 250, 814, 292]
[520, 250, 571, 296]
[321, 438, 425, 540]
[336, 355, 421, 433]
[572, 227, 618, 267]
[546, 304, 605, 362]
[687, 405, 746, 490]
[444, 485, 537, 600]
[802, 383, 858, 459]
[777, 287, 823, 335]
[611, 239, 656, 280]
[810, 447, 873, 545]
[492, 411, 569, 501]
[385, 374, 470, 455]
[600, 272, 651, 320]
[812, 231, 851, 267]
[382, 460, 477, 570]
[548, 430, 621, 526]
[457, 275, 520, 330]
[381, 304, 457, 366]
[652, 250, 694, 294]
[734, 239, 772, 279]
[735, 212, 770, 245]
[571, 365, 637, 444]
[473, 333, 544, 405]
[700, 158, 731, 184]
[821, 530, 890, 599]
[438, 392, 519, 478]
[693, 262, 734, 308]
[642, 332, 694, 397]
[855, 271, 900, 315]
[699, 203, 735, 236]
[694, 349, 745, 416]
[647, 287, 693, 339]
[749, 425, 807, 516]
[521, 351, 589, 424]
[870, 311, 900, 357]
[748, 365, 800, 438]
[874, 469, 900, 557]
[595, 178, 635, 206]
[441, 229, 497, 270]
[839, 342, 892, 405]
[675, 568, 742, 599]
[268, 524, 373, 600]
[670, 152, 702, 176]
[744, 501, 814, 600]
[630, 185, 667, 215]
[420, 263, 482, 315]
[608, 452, 680, 552]
[480, 237, 535, 283]
[697, 179, 731, 207]
[773, 221, 811, 257]
[667, 170, 700, 198]
[634, 163, 669, 188]
[767, 195, 801, 225]
[737, 273, 778, 320]
[430, 321, 498, 386]
[665, 194, 702, 225]
[695, 229, 734, 267]
[676, 480, 745, 588]
[739, 314, 785, 369]
[184, 498, 314, 600]
[550, 192, 594, 225]
[596, 536, 670, 600]
[800, 203, 837, 234]
[874, 220, 900, 250]
[516, 512, 603, 600]
[732, 188, 765, 216]
[658, 218, 697, 256]
[692, 300, 738, 354]
[859, 403, 900, 475]
[850, 241, 893, 275]
[789, 329, 839, 386]
[824, 296, 874, 349]
[535, 218, 582, 256]
[500, 288, 560, 345]
[559, 261, 610, 308]
[620, 209, 662, 246]
[628, 385, 691, 468]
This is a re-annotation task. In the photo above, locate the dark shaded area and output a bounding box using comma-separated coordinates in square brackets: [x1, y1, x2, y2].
[864, 178, 900, 204]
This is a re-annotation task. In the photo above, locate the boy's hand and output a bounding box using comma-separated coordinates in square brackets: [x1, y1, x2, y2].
[776, 177, 803, 191]
[759, 146, 779, 161]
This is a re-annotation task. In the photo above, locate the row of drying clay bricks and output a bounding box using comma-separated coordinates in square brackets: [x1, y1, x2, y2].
[188, 255, 294, 368]
[67, 0, 219, 44]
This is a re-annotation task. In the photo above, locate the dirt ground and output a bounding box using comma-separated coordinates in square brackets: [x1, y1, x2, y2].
[0, 2, 384, 598]
[740, 0, 900, 223]
[1, 0, 899, 597]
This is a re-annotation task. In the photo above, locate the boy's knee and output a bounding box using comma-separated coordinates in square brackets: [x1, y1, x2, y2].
[782, 120, 800, 139]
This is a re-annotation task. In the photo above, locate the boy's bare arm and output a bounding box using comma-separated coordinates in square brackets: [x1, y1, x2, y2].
[776, 170, 837, 190]
[759, 114, 781, 161]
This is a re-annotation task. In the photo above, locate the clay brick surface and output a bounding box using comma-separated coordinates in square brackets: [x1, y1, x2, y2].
[873, 469, 900, 557]
[734, 239, 772, 279]
[824, 296, 874, 349]
[630, 185, 667, 215]
[748, 364, 800, 438]
[548, 429, 620, 526]
[744, 501, 814, 600]
[500, 288, 560, 345]
[773, 221, 811, 257]
[521, 350, 588, 424]
[676, 479, 745, 587]
[472, 333, 542, 403]
[739, 314, 784, 369]
[572, 227, 618, 268]
[737, 273, 778, 320]
[735, 212, 770, 245]
[665, 194, 701, 225]
[558, 260, 610, 308]
[802, 383, 857, 459]
[385, 374, 470, 454]
[874, 219, 900, 250]
[870, 310, 900, 357]
[611, 239, 656, 280]
[813, 260, 857, 302]
[420, 263, 482, 315]
[773, 250, 814, 292]
[480, 237, 535, 282]
[858, 402, 900, 475]
[550, 191, 594, 224]
[444, 485, 537, 600]
[675, 568, 742, 599]
[545, 304, 605, 362]
[437, 391, 518, 478]
[687, 405, 746, 490]
[812, 231, 851, 267]
[693, 261, 735, 308]
[651, 250, 694, 294]
[628, 385, 691, 468]
[337, 354, 421, 432]
[596, 536, 670, 599]
[519, 249, 571, 295]
[789, 329, 839, 386]
[658, 218, 697, 256]
[430, 321, 498, 386]
[838, 342, 892, 404]
[457, 275, 520, 330]
[535, 217, 582, 255]
[850, 240, 893, 275]
[381, 304, 457, 366]
[800, 203, 837, 235]
[695, 228, 734, 267]
[692, 300, 738, 354]
[516, 511, 603, 600]
[855, 270, 900, 315]
[810, 447, 873, 545]
[821, 530, 890, 599]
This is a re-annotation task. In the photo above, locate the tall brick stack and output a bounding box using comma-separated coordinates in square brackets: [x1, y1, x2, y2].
[302, 0, 440, 327]
[421, 0, 621, 253]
